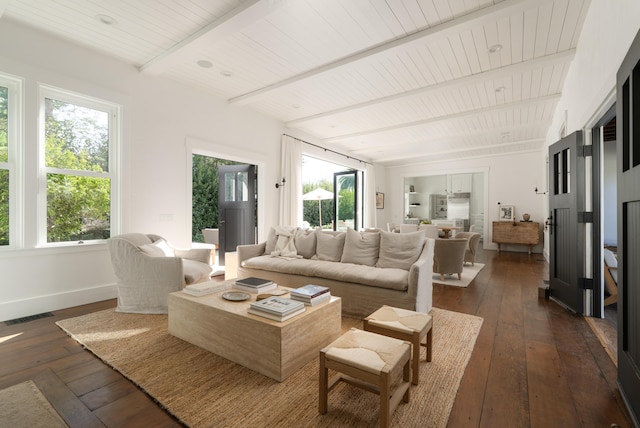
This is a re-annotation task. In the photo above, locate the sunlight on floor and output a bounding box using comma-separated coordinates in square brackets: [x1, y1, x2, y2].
[0, 332, 23, 344]
[76, 328, 150, 342]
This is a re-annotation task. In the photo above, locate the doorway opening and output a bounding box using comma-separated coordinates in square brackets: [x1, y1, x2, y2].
[301, 156, 361, 230]
[191, 154, 257, 268]
[586, 109, 618, 366]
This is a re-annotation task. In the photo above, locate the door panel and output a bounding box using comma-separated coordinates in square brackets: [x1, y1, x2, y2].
[333, 171, 358, 231]
[548, 131, 584, 313]
[617, 28, 640, 424]
[218, 164, 256, 265]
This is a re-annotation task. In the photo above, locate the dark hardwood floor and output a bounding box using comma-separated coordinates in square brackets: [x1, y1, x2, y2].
[0, 249, 633, 427]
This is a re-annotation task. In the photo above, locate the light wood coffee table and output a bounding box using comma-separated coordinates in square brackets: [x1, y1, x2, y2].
[168, 283, 342, 382]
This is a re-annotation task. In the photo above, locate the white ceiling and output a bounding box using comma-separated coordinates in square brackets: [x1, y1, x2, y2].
[0, 0, 590, 166]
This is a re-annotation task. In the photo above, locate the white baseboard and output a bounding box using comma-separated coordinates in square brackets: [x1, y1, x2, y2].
[0, 283, 117, 323]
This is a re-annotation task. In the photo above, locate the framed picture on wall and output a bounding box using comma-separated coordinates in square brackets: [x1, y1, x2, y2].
[499, 205, 515, 221]
[376, 192, 384, 209]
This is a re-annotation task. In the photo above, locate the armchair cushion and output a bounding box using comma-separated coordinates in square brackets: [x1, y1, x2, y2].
[140, 239, 175, 257]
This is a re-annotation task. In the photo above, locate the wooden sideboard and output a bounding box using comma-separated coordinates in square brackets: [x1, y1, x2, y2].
[492, 221, 540, 254]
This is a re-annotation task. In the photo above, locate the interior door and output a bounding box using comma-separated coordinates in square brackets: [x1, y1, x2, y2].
[333, 171, 358, 231]
[616, 28, 640, 425]
[548, 131, 585, 313]
[218, 164, 256, 266]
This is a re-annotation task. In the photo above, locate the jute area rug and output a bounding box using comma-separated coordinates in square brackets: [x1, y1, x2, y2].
[57, 307, 483, 427]
[0, 380, 68, 428]
[433, 263, 485, 287]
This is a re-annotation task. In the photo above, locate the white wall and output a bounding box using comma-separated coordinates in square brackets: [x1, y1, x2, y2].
[0, 19, 284, 321]
[542, 0, 640, 258]
[381, 150, 545, 253]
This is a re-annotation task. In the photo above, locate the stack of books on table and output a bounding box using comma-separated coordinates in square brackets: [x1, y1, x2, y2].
[289, 284, 331, 306]
[248, 297, 306, 321]
[182, 281, 229, 297]
[232, 277, 278, 293]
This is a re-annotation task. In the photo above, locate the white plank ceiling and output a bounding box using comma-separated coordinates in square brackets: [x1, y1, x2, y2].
[0, 0, 590, 166]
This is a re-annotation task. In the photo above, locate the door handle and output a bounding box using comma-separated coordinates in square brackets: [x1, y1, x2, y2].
[545, 214, 552, 233]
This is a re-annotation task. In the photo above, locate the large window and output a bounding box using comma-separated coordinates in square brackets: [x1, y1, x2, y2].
[0, 85, 9, 246]
[41, 88, 118, 243]
[0, 75, 20, 248]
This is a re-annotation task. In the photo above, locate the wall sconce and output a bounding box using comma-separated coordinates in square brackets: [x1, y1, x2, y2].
[534, 187, 547, 195]
[275, 178, 286, 189]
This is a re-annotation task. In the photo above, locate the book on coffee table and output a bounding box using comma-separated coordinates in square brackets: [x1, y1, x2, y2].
[249, 296, 304, 316]
[247, 307, 306, 322]
[290, 292, 331, 306]
[183, 281, 229, 297]
[235, 277, 273, 288]
[232, 282, 277, 294]
[290, 284, 330, 299]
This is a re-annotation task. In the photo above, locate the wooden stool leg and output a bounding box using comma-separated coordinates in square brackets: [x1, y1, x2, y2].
[403, 359, 411, 403]
[412, 332, 420, 385]
[319, 352, 328, 414]
[426, 328, 433, 362]
[380, 371, 391, 428]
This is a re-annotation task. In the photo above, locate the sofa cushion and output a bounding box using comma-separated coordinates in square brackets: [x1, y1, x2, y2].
[242, 255, 408, 291]
[294, 228, 316, 259]
[341, 228, 380, 266]
[376, 230, 425, 270]
[182, 259, 212, 285]
[140, 239, 175, 257]
[315, 230, 346, 261]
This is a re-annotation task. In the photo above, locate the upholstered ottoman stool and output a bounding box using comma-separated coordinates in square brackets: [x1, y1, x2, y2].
[364, 305, 433, 385]
[319, 328, 411, 428]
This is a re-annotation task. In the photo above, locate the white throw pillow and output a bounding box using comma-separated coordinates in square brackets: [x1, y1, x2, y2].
[140, 239, 175, 257]
[341, 228, 380, 266]
[376, 230, 425, 270]
[315, 230, 346, 262]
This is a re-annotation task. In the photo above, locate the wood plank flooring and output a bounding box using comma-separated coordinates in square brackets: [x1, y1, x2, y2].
[0, 249, 633, 427]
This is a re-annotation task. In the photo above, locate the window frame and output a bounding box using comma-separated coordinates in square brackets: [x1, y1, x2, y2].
[0, 73, 23, 249]
[38, 85, 120, 247]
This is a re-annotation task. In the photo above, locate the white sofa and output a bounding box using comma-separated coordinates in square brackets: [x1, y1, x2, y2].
[237, 227, 435, 317]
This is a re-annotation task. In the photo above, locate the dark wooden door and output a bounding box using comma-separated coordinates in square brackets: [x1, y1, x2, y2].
[218, 164, 256, 266]
[548, 131, 585, 313]
[616, 28, 640, 425]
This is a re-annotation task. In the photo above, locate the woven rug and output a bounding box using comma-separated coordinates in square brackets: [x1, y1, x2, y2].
[434, 263, 485, 287]
[0, 380, 68, 428]
[57, 307, 483, 427]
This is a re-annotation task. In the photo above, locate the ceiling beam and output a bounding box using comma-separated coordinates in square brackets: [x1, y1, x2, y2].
[323, 94, 562, 143]
[346, 121, 551, 154]
[286, 50, 575, 127]
[377, 139, 545, 164]
[139, 0, 290, 74]
[229, 0, 554, 106]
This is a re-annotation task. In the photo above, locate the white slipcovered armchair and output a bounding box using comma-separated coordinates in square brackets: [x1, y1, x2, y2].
[107, 233, 213, 314]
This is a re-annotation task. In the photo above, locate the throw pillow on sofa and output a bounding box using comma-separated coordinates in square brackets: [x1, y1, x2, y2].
[376, 230, 425, 270]
[294, 228, 316, 259]
[315, 229, 346, 261]
[341, 228, 380, 266]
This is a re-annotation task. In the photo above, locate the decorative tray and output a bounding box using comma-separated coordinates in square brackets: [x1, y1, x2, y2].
[222, 291, 251, 301]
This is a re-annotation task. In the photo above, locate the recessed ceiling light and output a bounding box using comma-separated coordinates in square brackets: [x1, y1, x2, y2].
[197, 60, 213, 68]
[495, 86, 506, 93]
[95, 14, 117, 25]
[488, 44, 503, 53]
[220, 70, 233, 77]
